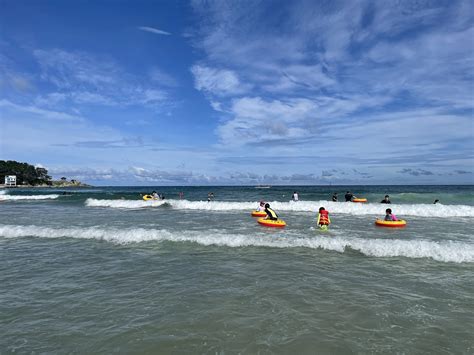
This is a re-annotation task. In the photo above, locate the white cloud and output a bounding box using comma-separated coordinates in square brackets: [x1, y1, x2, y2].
[140, 89, 168, 104]
[189, 0, 473, 178]
[31, 49, 173, 110]
[0, 99, 82, 121]
[150, 68, 178, 87]
[217, 97, 317, 145]
[137, 26, 171, 36]
[34, 49, 118, 88]
[191, 65, 249, 96]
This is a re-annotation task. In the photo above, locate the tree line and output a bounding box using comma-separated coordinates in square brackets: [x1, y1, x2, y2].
[0, 160, 52, 186]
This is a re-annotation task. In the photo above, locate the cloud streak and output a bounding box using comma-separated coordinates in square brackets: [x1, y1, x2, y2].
[137, 26, 171, 36]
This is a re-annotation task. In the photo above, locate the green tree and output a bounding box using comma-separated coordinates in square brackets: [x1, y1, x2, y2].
[0, 160, 52, 185]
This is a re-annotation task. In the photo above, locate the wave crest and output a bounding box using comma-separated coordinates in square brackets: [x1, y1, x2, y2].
[85, 198, 166, 208]
[1, 224, 473, 263]
[0, 194, 59, 200]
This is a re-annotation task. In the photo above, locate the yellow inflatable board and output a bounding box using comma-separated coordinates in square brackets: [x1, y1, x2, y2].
[257, 218, 286, 228]
[375, 219, 407, 228]
[251, 210, 267, 217]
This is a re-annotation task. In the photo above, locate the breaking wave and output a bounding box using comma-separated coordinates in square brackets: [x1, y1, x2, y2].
[0, 194, 59, 200]
[1, 224, 473, 263]
[85, 199, 474, 218]
[85, 198, 166, 208]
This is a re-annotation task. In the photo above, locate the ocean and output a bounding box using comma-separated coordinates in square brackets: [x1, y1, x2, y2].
[1, 185, 473, 353]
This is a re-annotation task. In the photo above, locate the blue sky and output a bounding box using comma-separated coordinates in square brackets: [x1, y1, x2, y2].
[0, 0, 473, 185]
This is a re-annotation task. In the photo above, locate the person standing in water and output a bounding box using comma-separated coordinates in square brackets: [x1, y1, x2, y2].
[345, 191, 354, 202]
[381, 195, 391, 204]
[292, 191, 299, 202]
[332, 193, 338, 202]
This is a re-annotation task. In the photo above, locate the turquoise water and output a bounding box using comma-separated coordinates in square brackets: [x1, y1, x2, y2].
[1, 185, 473, 353]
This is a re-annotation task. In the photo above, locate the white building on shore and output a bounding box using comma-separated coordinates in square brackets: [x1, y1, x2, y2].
[5, 175, 17, 187]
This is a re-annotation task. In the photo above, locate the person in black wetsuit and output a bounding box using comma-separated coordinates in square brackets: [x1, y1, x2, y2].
[381, 195, 391, 204]
[345, 191, 353, 202]
[264, 203, 278, 221]
[332, 193, 338, 202]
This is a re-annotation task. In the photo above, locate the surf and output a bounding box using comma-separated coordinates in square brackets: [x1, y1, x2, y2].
[0, 194, 60, 200]
[1, 224, 473, 263]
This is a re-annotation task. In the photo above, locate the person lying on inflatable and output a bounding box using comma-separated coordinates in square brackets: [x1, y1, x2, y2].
[264, 203, 279, 221]
[317, 207, 331, 230]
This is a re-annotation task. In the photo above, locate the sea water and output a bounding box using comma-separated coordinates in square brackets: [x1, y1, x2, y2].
[0, 185, 473, 353]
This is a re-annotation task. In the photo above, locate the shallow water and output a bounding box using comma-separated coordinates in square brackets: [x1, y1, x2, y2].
[1, 185, 473, 353]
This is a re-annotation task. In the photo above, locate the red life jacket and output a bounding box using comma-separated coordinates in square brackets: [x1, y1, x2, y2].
[319, 210, 330, 225]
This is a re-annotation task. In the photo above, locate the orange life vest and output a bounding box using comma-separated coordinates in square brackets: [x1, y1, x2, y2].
[319, 210, 330, 225]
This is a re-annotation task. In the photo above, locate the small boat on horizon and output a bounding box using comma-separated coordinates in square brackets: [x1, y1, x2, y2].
[255, 185, 271, 189]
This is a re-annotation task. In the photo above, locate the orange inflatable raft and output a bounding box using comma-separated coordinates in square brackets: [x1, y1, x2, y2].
[352, 198, 367, 203]
[257, 218, 286, 228]
[375, 219, 407, 228]
[251, 210, 267, 217]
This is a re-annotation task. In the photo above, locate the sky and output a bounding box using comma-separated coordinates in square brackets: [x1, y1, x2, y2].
[0, 0, 473, 185]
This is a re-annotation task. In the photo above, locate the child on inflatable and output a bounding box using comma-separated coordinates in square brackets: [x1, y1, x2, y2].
[317, 207, 331, 230]
[256, 201, 266, 212]
[383, 208, 398, 221]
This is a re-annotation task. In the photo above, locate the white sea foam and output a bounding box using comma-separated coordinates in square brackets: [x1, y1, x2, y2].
[0, 190, 6, 195]
[1, 224, 473, 263]
[85, 198, 474, 218]
[0, 194, 59, 200]
[85, 198, 166, 208]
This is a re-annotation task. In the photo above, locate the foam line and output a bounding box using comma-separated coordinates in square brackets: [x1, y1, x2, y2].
[1, 224, 473, 263]
[85, 198, 166, 208]
[0, 194, 59, 200]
